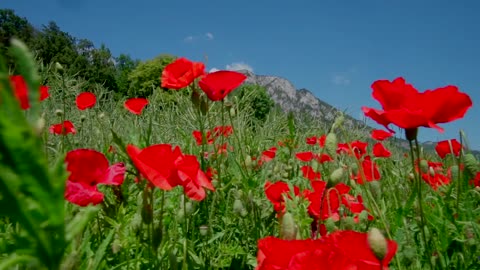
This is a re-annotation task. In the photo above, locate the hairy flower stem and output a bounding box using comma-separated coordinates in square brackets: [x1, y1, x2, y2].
[409, 139, 433, 269]
[182, 195, 188, 270]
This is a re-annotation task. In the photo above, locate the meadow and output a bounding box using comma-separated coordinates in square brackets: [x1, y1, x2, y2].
[0, 39, 479, 270]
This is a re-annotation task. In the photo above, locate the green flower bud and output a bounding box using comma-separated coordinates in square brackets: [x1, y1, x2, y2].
[368, 228, 388, 261]
[420, 159, 429, 173]
[325, 133, 338, 157]
[185, 201, 194, 216]
[199, 225, 209, 236]
[281, 212, 297, 240]
[111, 238, 122, 254]
[233, 199, 245, 215]
[330, 167, 345, 185]
[55, 109, 63, 117]
[230, 107, 236, 117]
[245, 155, 253, 168]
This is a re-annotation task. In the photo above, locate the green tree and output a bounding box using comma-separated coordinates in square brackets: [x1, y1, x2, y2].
[0, 9, 35, 68]
[235, 84, 275, 123]
[115, 53, 139, 96]
[127, 54, 175, 97]
[31, 21, 77, 68]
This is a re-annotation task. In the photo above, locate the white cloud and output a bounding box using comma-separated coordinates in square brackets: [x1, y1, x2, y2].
[205, 32, 214, 40]
[332, 74, 351, 86]
[209, 67, 220, 73]
[226, 62, 254, 72]
[183, 35, 194, 43]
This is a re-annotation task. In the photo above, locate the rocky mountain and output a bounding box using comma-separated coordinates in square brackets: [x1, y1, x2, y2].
[238, 70, 478, 154]
[239, 70, 369, 131]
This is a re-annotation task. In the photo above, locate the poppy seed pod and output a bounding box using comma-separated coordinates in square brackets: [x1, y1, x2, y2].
[325, 133, 337, 157]
[55, 109, 63, 117]
[80, 115, 86, 122]
[280, 212, 296, 240]
[368, 228, 388, 262]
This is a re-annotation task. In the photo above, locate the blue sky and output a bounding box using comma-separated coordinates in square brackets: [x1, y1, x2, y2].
[3, 0, 480, 149]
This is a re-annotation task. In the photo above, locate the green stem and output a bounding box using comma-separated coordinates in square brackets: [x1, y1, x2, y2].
[409, 139, 433, 269]
[182, 195, 188, 270]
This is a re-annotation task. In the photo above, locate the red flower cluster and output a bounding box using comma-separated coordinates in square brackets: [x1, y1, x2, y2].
[192, 126, 233, 145]
[65, 149, 125, 206]
[49, 120, 76, 135]
[127, 144, 214, 201]
[256, 230, 397, 270]
[362, 77, 472, 133]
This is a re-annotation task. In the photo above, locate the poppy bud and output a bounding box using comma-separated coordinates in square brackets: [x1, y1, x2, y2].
[350, 162, 358, 175]
[34, 117, 45, 135]
[233, 199, 245, 215]
[176, 209, 185, 223]
[449, 165, 459, 180]
[131, 212, 142, 232]
[80, 115, 87, 122]
[369, 181, 382, 198]
[464, 153, 479, 175]
[55, 109, 63, 117]
[408, 173, 415, 181]
[199, 225, 209, 236]
[55, 62, 64, 72]
[111, 238, 122, 254]
[245, 155, 253, 168]
[99, 113, 105, 119]
[280, 212, 297, 240]
[429, 166, 436, 176]
[185, 201, 194, 216]
[332, 113, 345, 131]
[325, 133, 337, 157]
[419, 159, 429, 173]
[191, 88, 201, 109]
[141, 203, 153, 225]
[281, 172, 289, 178]
[230, 107, 236, 117]
[200, 99, 209, 115]
[368, 227, 388, 262]
[330, 167, 345, 185]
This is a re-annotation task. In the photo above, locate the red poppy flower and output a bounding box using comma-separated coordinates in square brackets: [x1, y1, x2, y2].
[306, 136, 317, 145]
[256, 230, 398, 270]
[318, 135, 327, 147]
[124, 98, 148, 115]
[304, 181, 350, 221]
[315, 153, 334, 163]
[371, 129, 393, 141]
[337, 140, 368, 159]
[258, 147, 277, 166]
[264, 181, 299, 213]
[352, 156, 381, 184]
[161, 57, 205, 90]
[435, 139, 462, 159]
[198, 70, 247, 101]
[76, 92, 96, 110]
[373, 142, 391, 158]
[296, 151, 314, 162]
[470, 172, 480, 187]
[127, 144, 214, 201]
[422, 171, 451, 190]
[9, 75, 49, 110]
[49, 120, 76, 135]
[362, 77, 472, 133]
[64, 149, 125, 206]
[301, 166, 322, 181]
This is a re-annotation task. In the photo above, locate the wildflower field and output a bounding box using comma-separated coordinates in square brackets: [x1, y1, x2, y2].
[0, 39, 479, 270]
